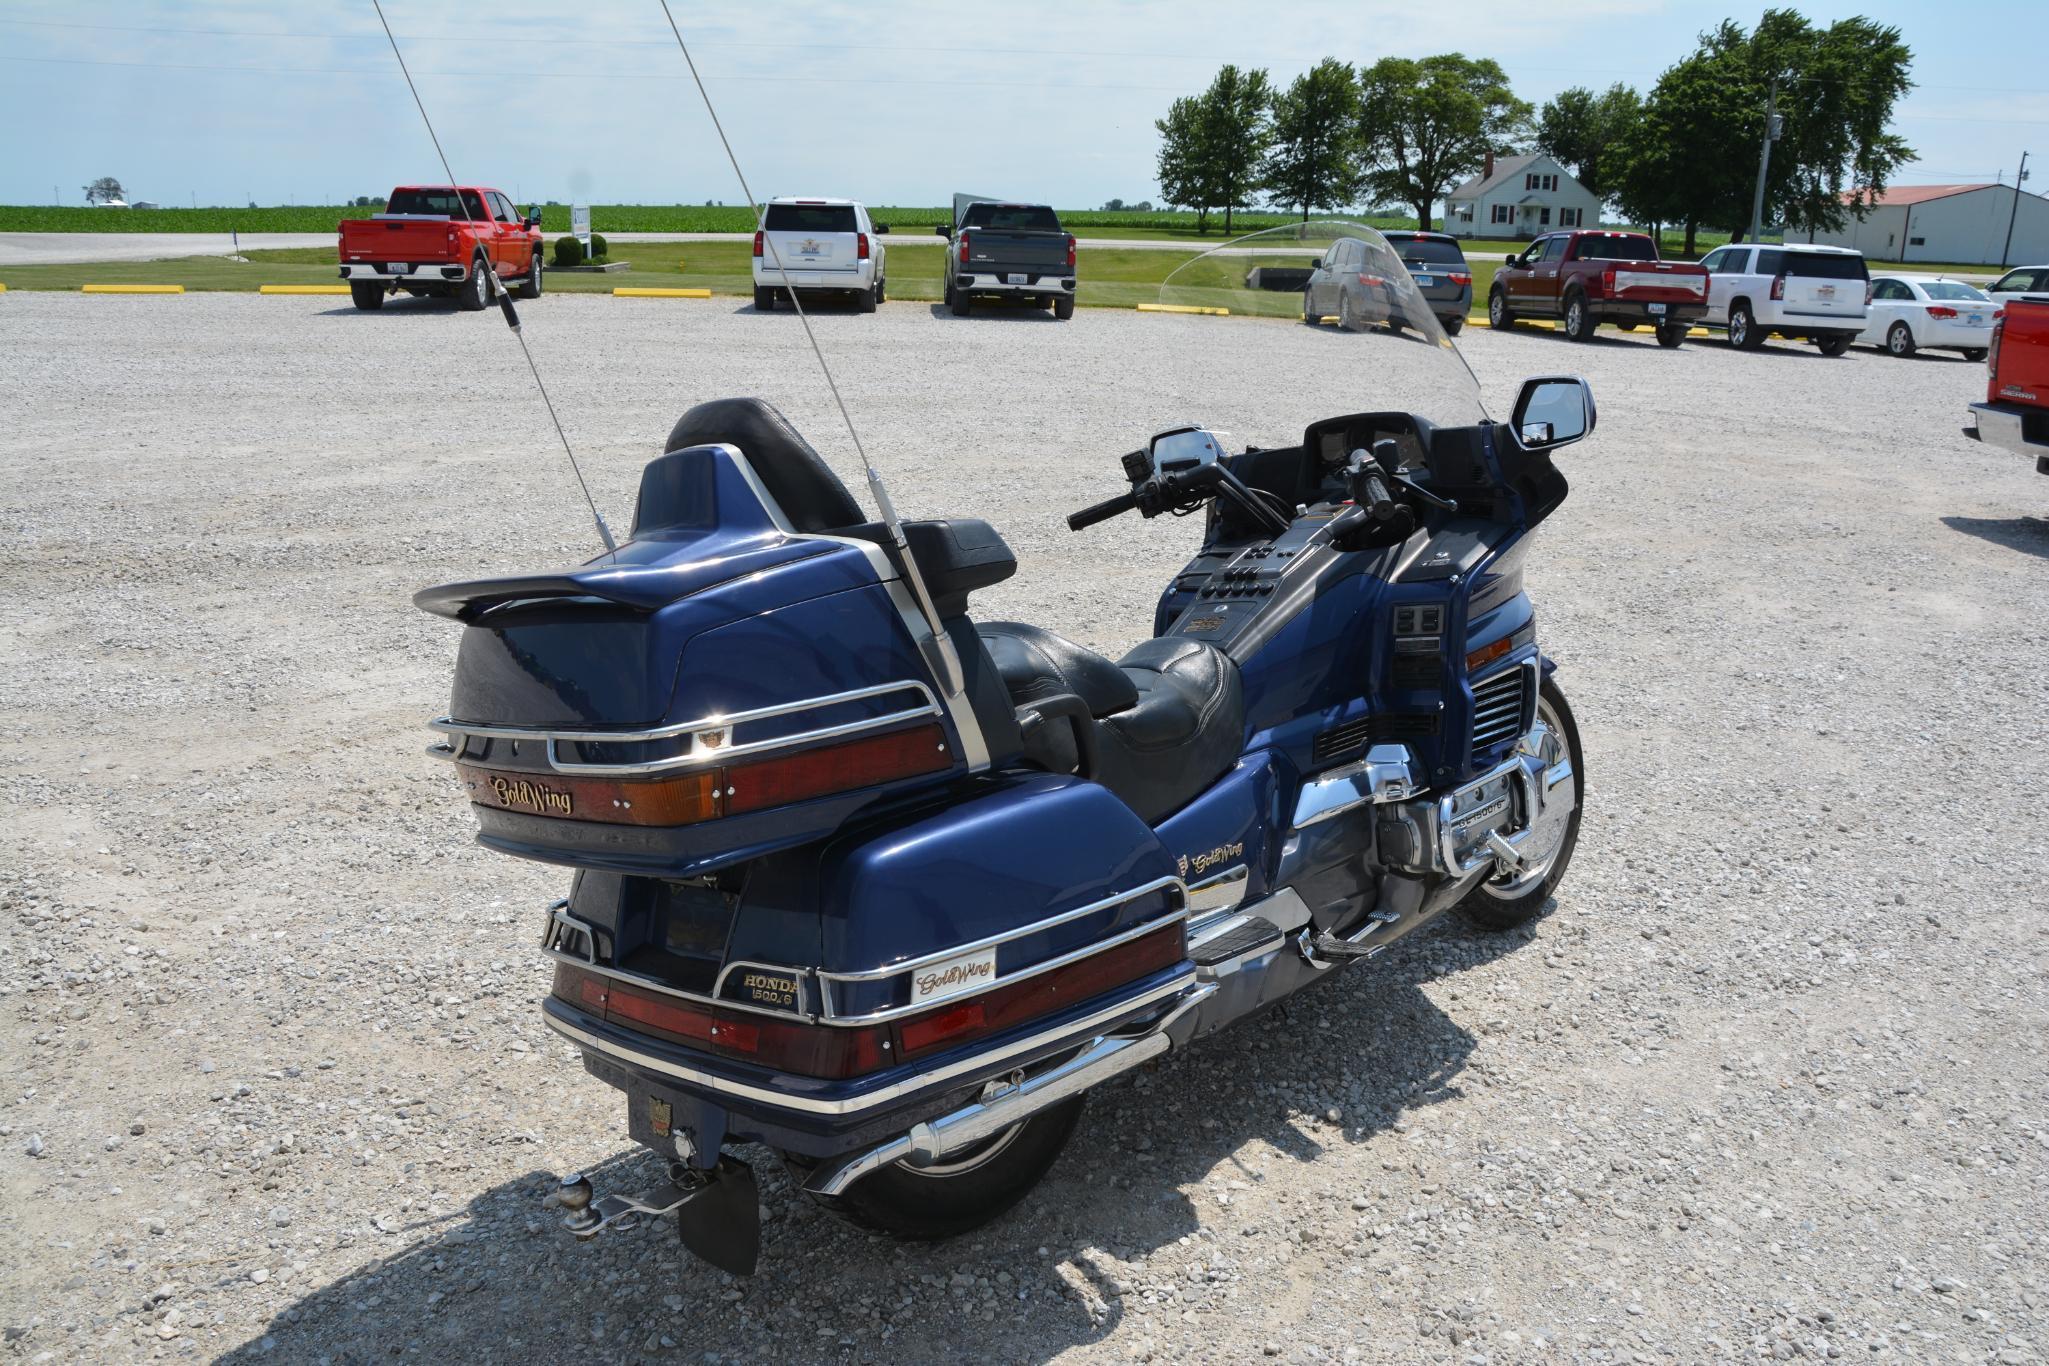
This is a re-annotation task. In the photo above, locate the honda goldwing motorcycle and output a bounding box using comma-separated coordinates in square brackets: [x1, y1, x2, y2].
[416, 224, 1591, 1275]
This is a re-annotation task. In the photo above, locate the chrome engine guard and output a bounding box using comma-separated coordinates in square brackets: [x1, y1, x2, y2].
[1417, 720, 1575, 881]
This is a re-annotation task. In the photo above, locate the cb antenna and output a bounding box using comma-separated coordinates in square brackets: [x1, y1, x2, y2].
[369, 0, 617, 558]
[654, 0, 964, 698]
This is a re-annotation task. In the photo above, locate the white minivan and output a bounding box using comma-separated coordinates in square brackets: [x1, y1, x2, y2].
[753, 197, 887, 313]
[1697, 243, 1869, 355]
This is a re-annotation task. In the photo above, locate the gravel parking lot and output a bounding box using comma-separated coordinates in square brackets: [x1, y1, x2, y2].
[2, 293, 2045, 1364]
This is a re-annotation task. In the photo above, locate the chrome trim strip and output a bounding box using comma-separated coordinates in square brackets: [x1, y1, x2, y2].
[539, 972, 1197, 1117]
[710, 959, 815, 1017]
[539, 943, 822, 1024]
[1185, 864, 1249, 914]
[426, 679, 942, 776]
[814, 875, 1186, 990]
[815, 907, 1190, 1027]
[1292, 742, 1420, 829]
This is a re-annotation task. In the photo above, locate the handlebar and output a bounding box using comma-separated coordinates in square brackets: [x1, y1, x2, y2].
[1066, 488, 1141, 531]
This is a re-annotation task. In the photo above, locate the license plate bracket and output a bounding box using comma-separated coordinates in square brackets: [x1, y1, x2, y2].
[1006, 273, 1029, 285]
[1647, 302, 1667, 315]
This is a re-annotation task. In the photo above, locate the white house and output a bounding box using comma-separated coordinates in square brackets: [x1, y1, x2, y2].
[1807, 183, 2049, 266]
[1443, 153, 1604, 240]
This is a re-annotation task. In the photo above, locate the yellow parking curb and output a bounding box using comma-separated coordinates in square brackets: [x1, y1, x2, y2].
[1466, 317, 1711, 338]
[613, 287, 712, 299]
[1137, 303, 1230, 316]
[0, 283, 8, 293]
[81, 284, 184, 294]
[259, 284, 350, 295]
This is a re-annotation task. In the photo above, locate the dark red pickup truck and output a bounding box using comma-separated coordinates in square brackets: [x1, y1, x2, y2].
[1966, 299, 2049, 476]
[1489, 230, 1709, 347]
[337, 185, 542, 312]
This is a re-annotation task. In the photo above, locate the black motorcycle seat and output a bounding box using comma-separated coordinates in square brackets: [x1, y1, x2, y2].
[975, 623, 1244, 824]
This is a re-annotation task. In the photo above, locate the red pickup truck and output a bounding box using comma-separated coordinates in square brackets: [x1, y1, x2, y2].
[1966, 299, 2049, 476]
[1489, 230, 1709, 348]
[337, 186, 542, 312]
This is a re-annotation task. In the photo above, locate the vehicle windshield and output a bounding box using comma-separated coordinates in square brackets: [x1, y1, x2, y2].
[1571, 234, 1657, 261]
[764, 203, 857, 233]
[960, 204, 1061, 233]
[1153, 221, 1486, 447]
[1919, 280, 1988, 302]
[386, 188, 486, 219]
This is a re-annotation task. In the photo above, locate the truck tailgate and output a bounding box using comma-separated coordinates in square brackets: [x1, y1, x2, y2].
[340, 218, 461, 262]
[762, 230, 860, 275]
[1612, 266, 1706, 301]
[962, 231, 1069, 271]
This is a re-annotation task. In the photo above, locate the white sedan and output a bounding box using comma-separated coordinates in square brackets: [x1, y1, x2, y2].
[1856, 275, 1996, 360]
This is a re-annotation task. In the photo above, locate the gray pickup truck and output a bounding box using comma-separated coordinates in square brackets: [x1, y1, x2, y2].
[939, 194, 1076, 319]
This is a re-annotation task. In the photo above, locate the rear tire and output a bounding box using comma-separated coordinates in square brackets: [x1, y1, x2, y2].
[458, 255, 491, 311]
[857, 280, 877, 313]
[1460, 674, 1583, 932]
[1963, 347, 1987, 363]
[951, 283, 971, 317]
[1443, 314, 1465, 336]
[1656, 324, 1686, 348]
[1815, 334, 1850, 357]
[754, 285, 776, 311]
[1562, 293, 1595, 341]
[1054, 293, 1075, 320]
[807, 1096, 1084, 1241]
[1728, 302, 1763, 349]
[1488, 288, 1515, 330]
[1886, 321, 1917, 358]
[349, 282, 385, 311]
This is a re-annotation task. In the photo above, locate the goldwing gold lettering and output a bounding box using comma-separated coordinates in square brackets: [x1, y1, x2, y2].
[488, 774, 573, 815]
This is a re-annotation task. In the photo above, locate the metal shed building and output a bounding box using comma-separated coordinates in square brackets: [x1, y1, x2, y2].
[1807, 183, 2049, 267]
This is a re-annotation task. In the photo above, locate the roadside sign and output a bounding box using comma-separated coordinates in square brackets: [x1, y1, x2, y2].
[572, 202, 591, 249]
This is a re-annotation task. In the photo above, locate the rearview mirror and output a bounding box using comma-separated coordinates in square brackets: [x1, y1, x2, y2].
[934, 224, 951, 238]
[873, 223, 890, 235]
[1510, 376, 1595, 451]
[1504, 254, 1518, 266]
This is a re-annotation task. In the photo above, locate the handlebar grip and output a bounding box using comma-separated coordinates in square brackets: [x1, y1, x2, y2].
[1359, 473, 1398, 521]
[1067, 489, 1140, 531]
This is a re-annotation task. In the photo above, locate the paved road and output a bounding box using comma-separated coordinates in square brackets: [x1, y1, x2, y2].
[0, 231, 1275, 266]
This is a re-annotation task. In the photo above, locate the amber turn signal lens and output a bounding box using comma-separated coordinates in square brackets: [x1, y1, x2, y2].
[1465, 637, 1514, 672]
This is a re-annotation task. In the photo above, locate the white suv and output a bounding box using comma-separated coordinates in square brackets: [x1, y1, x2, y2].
[753, 197, 887, 313]
[1697, 243, 1869, 355]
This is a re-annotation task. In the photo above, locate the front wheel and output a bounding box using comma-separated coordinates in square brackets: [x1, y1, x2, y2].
[349, 282, 385, 311]
[1460, 674, 1583, 931]
[1886, 321, 1917, 358]
[1488, 289, 1514, 330]
[1656, 324, 1686, 348]
[804, 1095, 1084, 1240]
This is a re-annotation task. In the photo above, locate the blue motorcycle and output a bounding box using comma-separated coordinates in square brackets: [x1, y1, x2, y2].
[417, 224, 1591, 1275]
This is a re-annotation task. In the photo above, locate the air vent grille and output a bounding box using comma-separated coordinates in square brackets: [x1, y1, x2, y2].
[1470, 667, 1527, 758]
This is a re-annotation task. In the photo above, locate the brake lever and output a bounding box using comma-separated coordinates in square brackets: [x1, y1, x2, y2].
[1391, 474, 1458, 513]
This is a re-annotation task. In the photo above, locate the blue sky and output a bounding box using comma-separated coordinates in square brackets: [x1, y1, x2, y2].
[1, 1, 2042, 210]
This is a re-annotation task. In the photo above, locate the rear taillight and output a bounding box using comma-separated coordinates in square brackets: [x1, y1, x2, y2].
[1988, 314, 2004, 375]
[1864, 280, 1874, 305]
[856, 232, 869, 261]
[1448, 271, 1472, 286]
[454, 722, 952, 830]
[752, 230, 763, 258]
[1357, 273, 1386, 287]
[1599, 267, 1616, 298]
[551, 917, 1187, 1079]
[1770, 274, 1786, 301]
[1926, 305, 1958, 319]
[1065, 234, 1076, 268]
[959, 232, 970, 264]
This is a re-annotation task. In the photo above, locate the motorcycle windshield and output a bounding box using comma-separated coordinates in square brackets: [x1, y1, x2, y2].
[1153, 221, 1486, 446]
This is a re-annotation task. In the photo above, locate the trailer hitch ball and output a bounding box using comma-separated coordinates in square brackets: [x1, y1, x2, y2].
[556, 1173, 600, 1236]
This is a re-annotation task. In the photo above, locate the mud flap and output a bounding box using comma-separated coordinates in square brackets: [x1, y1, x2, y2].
[678, 1155, 760, 1277]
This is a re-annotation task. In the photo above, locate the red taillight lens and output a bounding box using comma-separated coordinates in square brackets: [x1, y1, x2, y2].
[457, 722, 951, 830]
[1357, 273, 1386, 287]
[1988, 314, 2004, 377]
[752, 230, 763, 258]
[1926, 305, 1958, 319]
[959, 233, 970, 264]
[1770, 274, 1786, 301]
[1599, 267, 1616, 297]
[856, 232, 869, 261]
[1448, 271, 1472, 286]
[1065, 234, 1076, 268]
[1864, 280, 1874, 305]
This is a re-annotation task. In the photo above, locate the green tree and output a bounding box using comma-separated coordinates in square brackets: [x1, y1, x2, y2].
[83, 176, 124, 205]
[1534, 84, 1641, 202]
[1358, 55, 1529, 232]
[1617, 11, 1913, 251]
[1155, 66, 1275, 234]
[1262, 58, 1365, 222]
[1154, 94, 1215, 233]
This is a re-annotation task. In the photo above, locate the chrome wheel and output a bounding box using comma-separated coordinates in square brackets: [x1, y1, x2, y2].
[1475, 692, 1578, 903]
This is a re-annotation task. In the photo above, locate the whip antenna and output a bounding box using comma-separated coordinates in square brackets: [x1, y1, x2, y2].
[654, 0, 964, 696]
[370, 0, 617, 557]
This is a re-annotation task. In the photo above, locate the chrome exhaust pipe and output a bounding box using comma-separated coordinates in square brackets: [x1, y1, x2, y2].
[805, 983, 1213, 1198]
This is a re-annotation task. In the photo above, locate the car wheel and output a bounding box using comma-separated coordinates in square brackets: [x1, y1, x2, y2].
[1054, 294, 1075, 320]
[1728, 302, 1764, 349]
[1815, 334, 1849, 357]
[1339, 292, 1359, 331]
[1886, 321, 1916, 358]
[950, 283, 971, 317]
[1443, 314, 1465, 337]
[857, 279, 877, 313]
[518, 245, 543, 300]
[753, 286, 775, 311]
[1303, 293, 1323, 325]
[1656, 324, 1686, 348]
[876, 276, 886, 305]
[458, 255, 490, 311]
[1962, 347, 1987, 363]
[1563, 293, 1594, 341]
[348, 281, 386, 311]
[1488, 289, 1514, 330]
